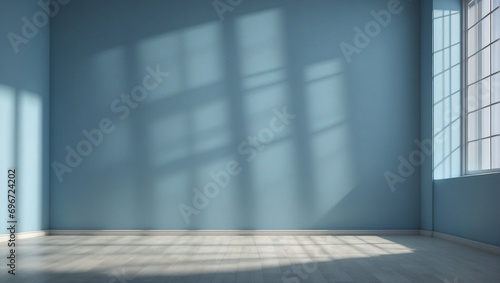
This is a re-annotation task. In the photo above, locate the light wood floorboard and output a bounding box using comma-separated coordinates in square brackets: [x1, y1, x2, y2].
[1, 235, 499, 282]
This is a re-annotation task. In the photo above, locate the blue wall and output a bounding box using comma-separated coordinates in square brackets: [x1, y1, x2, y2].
[434, 174, 500, 246]
[420, 0, 434, 233]
[0, 0, 50, 233]
[49, 0, 421, 230]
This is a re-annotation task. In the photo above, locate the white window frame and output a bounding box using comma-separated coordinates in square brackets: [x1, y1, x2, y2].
[463, 0, 500, 175]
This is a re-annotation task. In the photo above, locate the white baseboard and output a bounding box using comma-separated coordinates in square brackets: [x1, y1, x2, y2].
[431, 231, 500, 255]
[49, 229, 420, 236]
[0, 230, 48, 242]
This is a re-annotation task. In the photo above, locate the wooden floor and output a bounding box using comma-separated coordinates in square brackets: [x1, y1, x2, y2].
[2, 235, 499, 282]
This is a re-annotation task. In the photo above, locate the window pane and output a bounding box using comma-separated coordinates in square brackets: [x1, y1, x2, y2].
[467, 77, 491, 111]
[478, 77, 491, 108]
[493, 9, 500, 41]
[468, 107, 491, 140]
[493, 103, 500, 135]
[467, 47, 490, 84]
[493, 136, 500, 169]
[479, 0, 491, 18]
[468, 0, 478, 28]
[480, 138, 491, 170]
[480, 106, 491, 138]
[493, 40, 500, 73]
[467, 16, 490, 57]
[468, 111, 479, 140]
[468, 138, 492, 171]
[493, 73, 500, 103]
[494, 0, 500, 10]
[468, 140, 479, 170]
[479, 47, 491, 80]
[468, 52, 478, 83]
[467, 83, 478, 112]
[481, 16, 491, 52]
[468, 23, 478, 56]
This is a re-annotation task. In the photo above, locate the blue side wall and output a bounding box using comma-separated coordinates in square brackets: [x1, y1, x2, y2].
[0, 0, 50, 234]
[420, 0, 434, 233]
[49, 0, 421, 230]
[434, 174, 500, 246]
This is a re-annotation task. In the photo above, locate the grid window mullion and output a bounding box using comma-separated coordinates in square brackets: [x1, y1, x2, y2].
[464, 0, 500, 174]
[490, 2, 493, 170]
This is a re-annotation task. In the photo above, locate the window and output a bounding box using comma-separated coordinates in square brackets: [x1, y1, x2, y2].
[464, 0, 500, 174]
